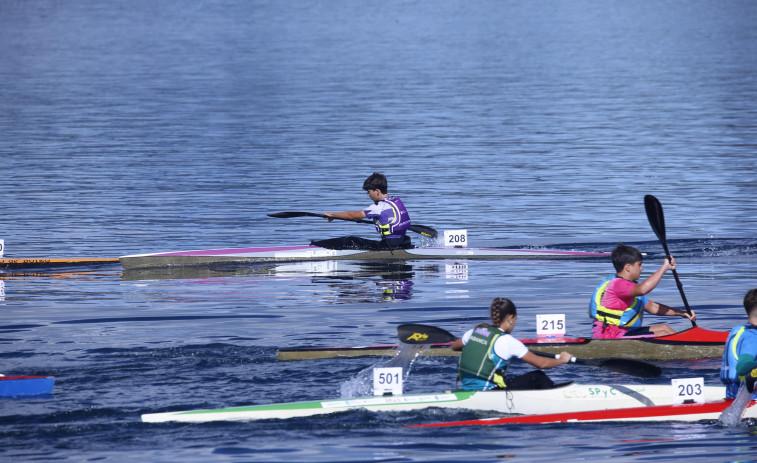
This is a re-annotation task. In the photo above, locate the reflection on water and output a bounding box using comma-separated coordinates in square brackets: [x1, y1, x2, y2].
[120, 259, 480, 303]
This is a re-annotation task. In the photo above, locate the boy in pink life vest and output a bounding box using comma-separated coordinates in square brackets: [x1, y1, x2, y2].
[589, 243, 696, 339]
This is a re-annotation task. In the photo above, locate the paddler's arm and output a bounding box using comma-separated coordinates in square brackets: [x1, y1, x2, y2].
[630, 257, 676, 297]
[644, 300, 696, 322]
[450, 338, 464, 351]
[324, 210, 367, 222]
[521, 351, 572, 369]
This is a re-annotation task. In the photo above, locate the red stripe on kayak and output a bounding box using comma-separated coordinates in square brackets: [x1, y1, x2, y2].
[408, 400, 755, 427]
[651, 326, 728, 343]
[521, 338, 587, 345]
[0, 376, 53, 380]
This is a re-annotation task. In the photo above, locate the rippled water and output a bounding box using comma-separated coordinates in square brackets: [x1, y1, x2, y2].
[1, 0, 756, 461]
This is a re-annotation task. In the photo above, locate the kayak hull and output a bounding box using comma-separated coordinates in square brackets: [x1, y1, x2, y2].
[120, 245, 609, 270]
[0, 376, 55, 396]
[408, 399, 757, 426]
[0, 258, 119, 269]
[141, 383, 726, 423]
[277, 327, 728, 361]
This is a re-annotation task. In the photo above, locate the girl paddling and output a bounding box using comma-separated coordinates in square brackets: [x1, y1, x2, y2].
[451, 298, 572, 391]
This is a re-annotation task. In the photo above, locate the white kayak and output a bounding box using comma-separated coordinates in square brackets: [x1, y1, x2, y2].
[409, 399, 757, 426]
[120, 245, 609, 270]
[141, 382, 725, 423]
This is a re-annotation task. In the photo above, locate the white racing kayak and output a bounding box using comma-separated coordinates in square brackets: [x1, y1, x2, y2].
[141, 382, 725, 423]
[120, 245, 609, 270]
[408, 399, 757, 426]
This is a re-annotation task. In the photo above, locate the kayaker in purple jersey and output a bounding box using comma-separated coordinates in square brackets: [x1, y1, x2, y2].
[311, 172, 413, 250]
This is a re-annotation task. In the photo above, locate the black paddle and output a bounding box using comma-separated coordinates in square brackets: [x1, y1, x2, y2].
[397, 323, 456, 344]
[397, 324, 662, 379]
[643, 195, 696, 327]
[531, 351, 662, 379]
[268, 211, 438, 238]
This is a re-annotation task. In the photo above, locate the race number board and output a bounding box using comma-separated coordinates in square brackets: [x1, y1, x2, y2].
[443, 230, 468, 248]
[374, 367, 403, 396]
[671, 377, 705, 404]
[536, 314, 566, 338]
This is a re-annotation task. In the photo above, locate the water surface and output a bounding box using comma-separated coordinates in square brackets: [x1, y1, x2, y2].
[1, 0, 756, 461]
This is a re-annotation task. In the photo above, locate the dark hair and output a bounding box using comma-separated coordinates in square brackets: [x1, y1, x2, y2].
[611, 243, 643, 273]
[490, 298, 517, 326]
[745, 289, 757, 316]
[363, 172, 388, 194]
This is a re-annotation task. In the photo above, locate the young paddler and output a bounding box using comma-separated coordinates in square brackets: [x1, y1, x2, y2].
[312, 172, 412, 250]
[451, 298, 572, 391]
[721, 288, 757, 399]
[589, 243, 696, 338]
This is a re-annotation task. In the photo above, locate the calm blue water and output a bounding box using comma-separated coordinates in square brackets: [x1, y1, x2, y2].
[1, 0, 757, 461]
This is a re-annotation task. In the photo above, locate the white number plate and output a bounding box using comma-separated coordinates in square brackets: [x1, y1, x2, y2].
[373, 367, 403, 396]
[672, 377, 705, 404]
[443, 230, 468, 247]
[536, 314, 566, 338]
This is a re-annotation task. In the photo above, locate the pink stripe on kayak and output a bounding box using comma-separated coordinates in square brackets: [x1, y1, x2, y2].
[148, 246, 610, 257]
[488, 249, 609, 256]
[153, 245, 318, 256]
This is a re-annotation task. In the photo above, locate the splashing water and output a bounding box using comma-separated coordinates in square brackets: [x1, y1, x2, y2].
[717, 384, 753, 427]
[339, 343, 429, 398]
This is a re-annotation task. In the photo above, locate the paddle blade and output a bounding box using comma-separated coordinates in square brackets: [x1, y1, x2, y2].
[397, 324, 456, 344]
[532, 351, 661, 378]
[409, 224, 438, 238]
[592, 358, 663, 379]
[644, 195, 696, 326]
[267, 212, 322, 219]
[644, 195, 667, 245]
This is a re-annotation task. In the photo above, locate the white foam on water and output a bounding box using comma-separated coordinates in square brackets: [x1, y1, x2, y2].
[339, 343, 428, 398]
[717, 384, 752, 427]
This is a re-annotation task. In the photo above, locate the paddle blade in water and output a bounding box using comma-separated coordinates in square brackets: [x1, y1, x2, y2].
[536, 351, 663, 379]
[409, 225, 438, 238]
[595, 358, 663, 379]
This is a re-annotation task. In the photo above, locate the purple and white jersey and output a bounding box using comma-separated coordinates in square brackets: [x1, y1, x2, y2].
[363, 196, 411, 239]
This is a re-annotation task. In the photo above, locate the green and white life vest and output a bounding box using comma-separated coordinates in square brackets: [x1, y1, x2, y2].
[458, 325, 508, 389]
